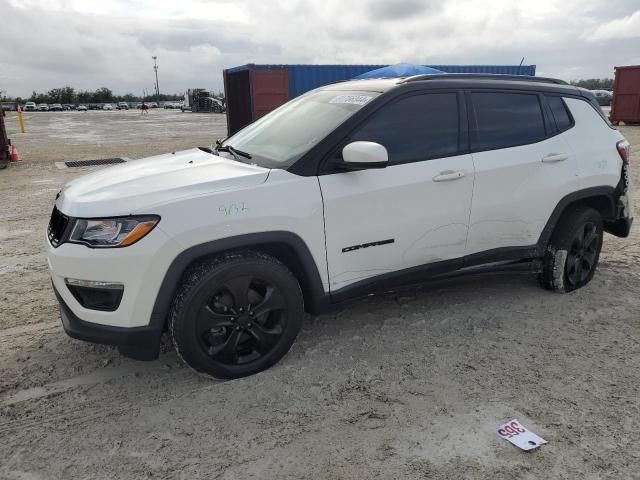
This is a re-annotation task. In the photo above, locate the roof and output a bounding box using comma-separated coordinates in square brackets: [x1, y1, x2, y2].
[321, 74, 577, 95]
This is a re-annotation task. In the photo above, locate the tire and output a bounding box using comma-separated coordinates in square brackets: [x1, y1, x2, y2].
[169, 251, 304, 379]
[540, 207, 603, 293]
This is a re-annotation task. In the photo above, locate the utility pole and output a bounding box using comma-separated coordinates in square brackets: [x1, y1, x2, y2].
[152, 56, 160, 106]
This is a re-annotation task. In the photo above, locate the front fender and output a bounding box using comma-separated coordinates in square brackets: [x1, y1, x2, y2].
[151, 231, 330, 319]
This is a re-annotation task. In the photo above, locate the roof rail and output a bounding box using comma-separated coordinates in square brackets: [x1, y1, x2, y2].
[399, 73, 568, 85]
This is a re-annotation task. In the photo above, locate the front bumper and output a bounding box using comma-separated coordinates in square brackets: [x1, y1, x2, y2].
[53, 283, 163, 360]
[46, 219, 181, 360]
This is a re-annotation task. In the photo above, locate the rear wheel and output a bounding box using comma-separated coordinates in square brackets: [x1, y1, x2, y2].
[540, 207, 603, 292]
[169, 251, 304, 378]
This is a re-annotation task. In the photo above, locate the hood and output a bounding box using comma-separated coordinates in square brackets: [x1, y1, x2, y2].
[57, 148, 270, 217]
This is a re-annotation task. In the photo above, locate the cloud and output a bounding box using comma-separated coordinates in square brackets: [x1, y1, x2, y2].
[367, 0, 433, 20]
[588, 10, 640, 40]
[0, 0, 638, 98]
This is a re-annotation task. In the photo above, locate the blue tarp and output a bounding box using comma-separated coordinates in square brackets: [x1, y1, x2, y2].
[355, 63, 444, 79]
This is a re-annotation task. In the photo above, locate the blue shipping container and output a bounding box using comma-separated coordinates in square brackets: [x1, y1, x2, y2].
[223, 63, 537, 135]
[225, 63, 536, 98]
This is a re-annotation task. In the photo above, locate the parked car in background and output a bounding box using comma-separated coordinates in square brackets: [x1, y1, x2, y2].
[590, 90, 612, 106]
[117, 102, 129, 110]
[1, 104, 15, 112]
[103, 104, 114, 110]
[63, 104, 74, 110]
[50, 104, 64, 111]
[148, 102, 159, 108]
[46, 74, 634, 379]
[24, 102, 37, 111]
[77, 105, 88, 111]
[38, 103, 49, 111]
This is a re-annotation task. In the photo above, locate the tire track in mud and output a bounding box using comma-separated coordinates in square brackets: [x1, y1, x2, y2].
[0, 322, 59, 340]
[0, 405, 132, 439]
[1, 353, 183, 406]
[0, 352, 227, 438]
[0, 375, 225, 439]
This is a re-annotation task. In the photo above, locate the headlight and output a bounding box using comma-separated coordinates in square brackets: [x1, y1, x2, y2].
[69, 215, 160, 248]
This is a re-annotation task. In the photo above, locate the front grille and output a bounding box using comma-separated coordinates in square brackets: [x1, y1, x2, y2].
[48, 207, 70, 247]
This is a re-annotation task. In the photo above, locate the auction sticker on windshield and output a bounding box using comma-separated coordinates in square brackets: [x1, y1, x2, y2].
[329, 95, 374, 105]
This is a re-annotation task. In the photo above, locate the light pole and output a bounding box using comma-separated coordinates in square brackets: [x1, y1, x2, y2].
[152, 56, 160, 106]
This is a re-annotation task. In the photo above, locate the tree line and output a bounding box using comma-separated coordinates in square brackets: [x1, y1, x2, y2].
[0, 86, 184, 104]
[569, 78, 614, 90]
[2, 79, 614, 104]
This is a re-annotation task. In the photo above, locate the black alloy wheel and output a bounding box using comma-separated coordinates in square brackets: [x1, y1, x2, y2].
[170, 251, 304, 378]
[540, 207, 603, 292]
[565, 222, 599, 287]
[197, 275, 287, 366]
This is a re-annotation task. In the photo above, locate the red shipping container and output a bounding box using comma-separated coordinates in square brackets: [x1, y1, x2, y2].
[610, 65, 640, 125]
[223, 66, 289, 136]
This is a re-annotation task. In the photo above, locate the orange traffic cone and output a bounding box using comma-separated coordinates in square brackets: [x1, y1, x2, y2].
[10, 144, 21, 161]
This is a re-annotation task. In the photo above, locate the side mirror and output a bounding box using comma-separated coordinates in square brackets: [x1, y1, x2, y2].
[341, 141, 388, 170]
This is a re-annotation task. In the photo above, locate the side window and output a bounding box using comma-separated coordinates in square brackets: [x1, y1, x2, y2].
[349, 93, 459, 164]
[471, 92, 545, 150]
[547, 96, 572, 131]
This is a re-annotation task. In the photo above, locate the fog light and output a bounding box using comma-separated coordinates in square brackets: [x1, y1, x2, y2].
[65, 278, 124, 311]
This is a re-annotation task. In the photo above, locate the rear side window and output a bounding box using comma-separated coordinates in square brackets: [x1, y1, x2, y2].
[349, 93, 459, 164]
[471, 92, 545, 150]
[547, 96, 572, 131]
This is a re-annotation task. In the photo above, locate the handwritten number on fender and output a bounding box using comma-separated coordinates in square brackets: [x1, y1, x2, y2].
[219, 202, 249, 217]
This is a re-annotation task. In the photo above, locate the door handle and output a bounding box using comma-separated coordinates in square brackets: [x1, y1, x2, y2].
[542, 153, 568, 163]
[432, 170, 465, 182]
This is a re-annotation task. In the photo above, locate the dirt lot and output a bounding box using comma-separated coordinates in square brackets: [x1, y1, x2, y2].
[1, 110, 639, 479]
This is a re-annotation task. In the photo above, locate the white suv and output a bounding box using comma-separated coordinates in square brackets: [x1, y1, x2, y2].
[47, 74, 633, 378]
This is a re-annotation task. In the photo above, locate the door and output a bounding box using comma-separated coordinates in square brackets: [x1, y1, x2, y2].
[318, 92, 475, 292]
[250, 69, 289, 120]
[466, 91, 577, 254]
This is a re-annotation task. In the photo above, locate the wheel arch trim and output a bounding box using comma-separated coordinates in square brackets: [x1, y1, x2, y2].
[152, 231, 329, 320]
[537, 186, 617, 250]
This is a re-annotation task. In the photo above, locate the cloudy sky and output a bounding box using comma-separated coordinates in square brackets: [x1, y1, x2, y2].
[1, 0, 639, 97]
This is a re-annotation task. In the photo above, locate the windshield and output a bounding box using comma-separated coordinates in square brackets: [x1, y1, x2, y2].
[222, 90, 380, 169]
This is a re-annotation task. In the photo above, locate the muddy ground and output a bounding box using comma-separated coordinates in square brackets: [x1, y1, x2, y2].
[1, 109, 639, 479]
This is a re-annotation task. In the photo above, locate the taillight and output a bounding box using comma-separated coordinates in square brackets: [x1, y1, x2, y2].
[617, 140, 630, 164]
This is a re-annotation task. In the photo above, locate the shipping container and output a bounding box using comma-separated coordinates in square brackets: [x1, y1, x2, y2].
[223, 63, 537, 135]
[609, 65, 640, 125]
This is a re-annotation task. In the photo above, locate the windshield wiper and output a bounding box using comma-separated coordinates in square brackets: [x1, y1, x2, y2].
[214, 140, 252, 160]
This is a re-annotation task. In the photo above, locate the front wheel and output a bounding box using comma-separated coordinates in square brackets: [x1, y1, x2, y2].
[169, 251, 304, 379]
[540, 207, 603, 292]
